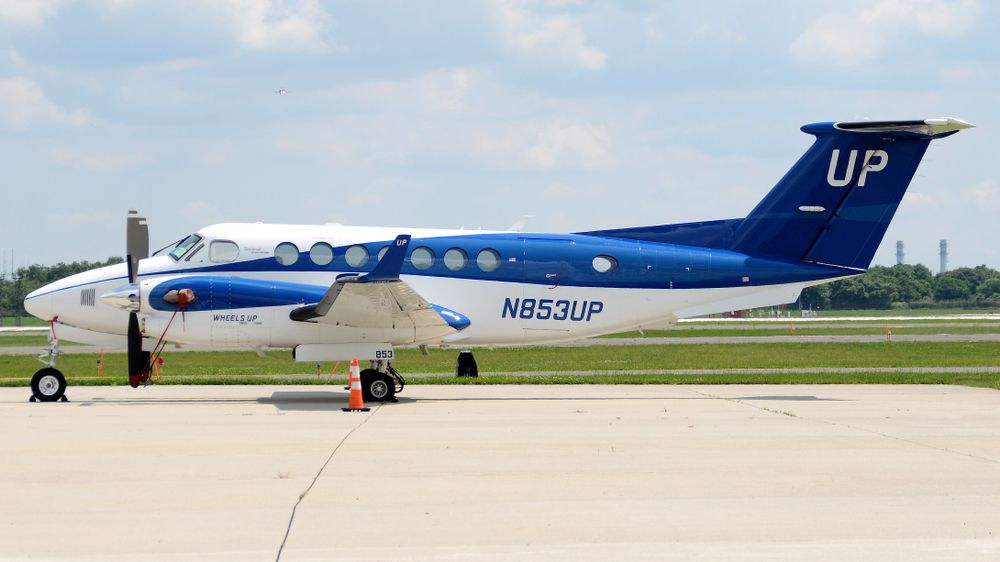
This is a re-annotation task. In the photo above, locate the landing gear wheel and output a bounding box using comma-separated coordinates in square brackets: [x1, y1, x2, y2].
[30, 368, 67, 402]
[359, 368, 396, 402]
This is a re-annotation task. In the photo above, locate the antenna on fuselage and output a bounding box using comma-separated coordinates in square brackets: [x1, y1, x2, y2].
[507, 215, 536, 232]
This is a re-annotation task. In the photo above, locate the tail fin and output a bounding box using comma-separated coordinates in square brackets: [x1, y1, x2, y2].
[729, 118, 972, 270]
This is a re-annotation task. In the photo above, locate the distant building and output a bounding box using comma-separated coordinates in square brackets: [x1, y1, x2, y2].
[896, 241, 905, 265]
[939, 240, 948, 274]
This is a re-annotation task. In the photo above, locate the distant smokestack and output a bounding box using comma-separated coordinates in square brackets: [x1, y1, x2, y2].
[896, 241, 905, 265]
[939, 240, 948, 273]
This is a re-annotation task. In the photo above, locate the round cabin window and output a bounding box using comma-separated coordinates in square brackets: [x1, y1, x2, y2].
[410, 247, 435, 270]
[309, 242, 334, 266]
[444, 248, 467, 271]
[345, 245, 369, 268]
[274, 242, 299, 266]
[476, 249, 501, 273]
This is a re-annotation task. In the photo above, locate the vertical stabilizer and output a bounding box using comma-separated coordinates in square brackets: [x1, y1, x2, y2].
[729, 118, 972, 270]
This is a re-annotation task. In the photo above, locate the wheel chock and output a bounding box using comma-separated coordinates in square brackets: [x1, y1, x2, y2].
[28, 394, 68, 402]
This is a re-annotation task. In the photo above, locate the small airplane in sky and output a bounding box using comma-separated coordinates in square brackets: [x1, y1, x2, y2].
[23, 118, 973, 402]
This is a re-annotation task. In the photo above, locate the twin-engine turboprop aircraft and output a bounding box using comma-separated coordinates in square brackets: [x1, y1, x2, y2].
[24, 118, 973, 402]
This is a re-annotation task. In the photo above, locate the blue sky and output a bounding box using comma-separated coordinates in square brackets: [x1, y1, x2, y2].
[0, 0, 996, 271]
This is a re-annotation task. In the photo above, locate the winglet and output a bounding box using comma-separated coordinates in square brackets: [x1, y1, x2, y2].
[364, 235, 411, 281]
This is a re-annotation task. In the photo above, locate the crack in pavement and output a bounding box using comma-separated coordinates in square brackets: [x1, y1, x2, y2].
[275, 404, 382, 561]
[684, 387, 1000, 465]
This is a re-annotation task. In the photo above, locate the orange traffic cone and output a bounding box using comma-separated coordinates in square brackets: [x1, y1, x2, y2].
[342, 358, 370, 412]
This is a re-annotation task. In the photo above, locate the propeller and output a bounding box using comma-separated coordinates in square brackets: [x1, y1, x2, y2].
[125, 210, 150, 387]
[126, 210, 148, 285]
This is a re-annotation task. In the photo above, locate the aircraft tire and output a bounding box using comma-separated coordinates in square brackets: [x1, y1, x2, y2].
[360, 369, 395, 402]
[31, 368, 67, 402]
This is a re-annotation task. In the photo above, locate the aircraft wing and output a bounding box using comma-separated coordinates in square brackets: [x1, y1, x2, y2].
[289, 235, 470, 335]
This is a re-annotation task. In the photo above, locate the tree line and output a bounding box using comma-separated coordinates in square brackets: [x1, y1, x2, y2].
[799, 264, 1000, 310]
[0, 258, 123, 322]
[0, 259, 997, 320]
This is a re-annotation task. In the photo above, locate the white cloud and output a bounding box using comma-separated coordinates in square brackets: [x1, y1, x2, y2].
[0, 0, 64, 28]
[106, 0, 140, 10]
[49, 145, 149, 172]
[790, 0, 980, 67]
[45, 209, 115, 227]
[524, 122, 610, 168]
[147, 57, 205, 73]
[901, 191, 938, 208]
[0, 76, 91, 130]
[476, 120, 611, 170]
[6, 48, 27, 68]
[350, 191, 384, 206]
[183, 200, 228, 225]
[334, 67, 480, 115]
[494, 0, 607, 70]
[964, 180, 1000, 209]
[222, 0, 332, 53]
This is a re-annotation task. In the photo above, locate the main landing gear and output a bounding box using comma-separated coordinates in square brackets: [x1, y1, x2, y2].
[359, 360, 405, 402]
[30, 319, 68, 402]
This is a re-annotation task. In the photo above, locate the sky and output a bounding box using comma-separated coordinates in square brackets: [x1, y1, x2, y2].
[0, 0, 997, 272]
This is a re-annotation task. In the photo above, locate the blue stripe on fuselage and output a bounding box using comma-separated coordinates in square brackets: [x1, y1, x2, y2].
[151, 232, 856, 290]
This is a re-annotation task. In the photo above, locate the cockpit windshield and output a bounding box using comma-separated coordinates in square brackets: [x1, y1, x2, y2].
[167, 234, 203, 261]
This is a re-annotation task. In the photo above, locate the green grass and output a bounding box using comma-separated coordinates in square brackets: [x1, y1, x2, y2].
[1, 341, 998, 389]
[602, 325, 1000, 338]
[0, 316, 47, 327]
[0, 335, 82, 347]
[0, 335, 48, 347]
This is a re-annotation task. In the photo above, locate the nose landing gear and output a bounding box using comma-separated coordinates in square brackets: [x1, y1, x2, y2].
[30, 318, 69, 402]
[30, 367, 67, 402]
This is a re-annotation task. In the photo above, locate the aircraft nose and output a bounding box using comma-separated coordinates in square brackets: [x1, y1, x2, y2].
[23, 284, 54, 321]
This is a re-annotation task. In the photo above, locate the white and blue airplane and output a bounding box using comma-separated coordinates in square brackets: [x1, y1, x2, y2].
[23, 118, 973, 402]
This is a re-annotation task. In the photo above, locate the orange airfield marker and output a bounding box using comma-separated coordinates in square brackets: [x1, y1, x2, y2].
[327, 360, 342, 382]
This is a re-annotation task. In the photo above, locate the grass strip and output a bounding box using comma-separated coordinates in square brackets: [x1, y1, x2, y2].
[0, 371, 998, 390]
[0, 341, 997, 386]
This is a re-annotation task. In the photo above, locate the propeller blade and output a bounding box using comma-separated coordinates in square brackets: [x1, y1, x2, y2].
[126, 210, 148, 284]
[127, 312, 150, 388]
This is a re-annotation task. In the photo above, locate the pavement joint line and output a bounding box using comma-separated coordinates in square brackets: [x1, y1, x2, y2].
[688, 388, 1000, 466]
[274, 403, 382, 561]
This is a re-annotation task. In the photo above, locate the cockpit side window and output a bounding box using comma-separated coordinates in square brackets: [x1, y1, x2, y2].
[169, 234, 203, 261]
[209, 240, 239, 263]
